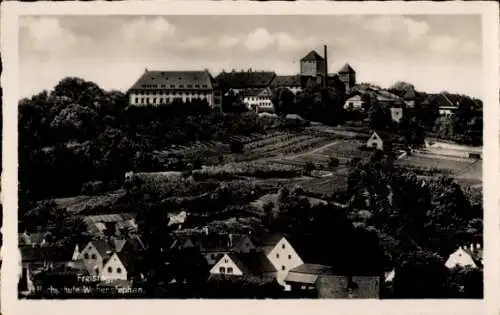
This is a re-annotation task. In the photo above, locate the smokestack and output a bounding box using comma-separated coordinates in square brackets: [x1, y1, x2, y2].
[323, 45, 328, 88]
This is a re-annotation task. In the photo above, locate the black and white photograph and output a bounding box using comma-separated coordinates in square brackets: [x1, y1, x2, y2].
[1, 2, 499, 313]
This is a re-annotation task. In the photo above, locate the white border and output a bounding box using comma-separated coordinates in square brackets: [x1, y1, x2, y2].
[1, 2, 499, 315]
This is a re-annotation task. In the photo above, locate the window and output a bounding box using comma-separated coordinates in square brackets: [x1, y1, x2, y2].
[117, 268, 122, 274]
[224, 259, 228, 263]
[227, 267, 233, 274]
[91, 254, 97, 260]
[276, 253, 280, 259]
[187, 84, 193, 88]
[195, 84, 200, 88]
[135, 98, 139, 104]
[170, 84, 175, 88]
[108, 267, 113, 273]
[179, 85, 184, 88]
[282, 266, 285, 271]
[219, 267, 226, 273]
[288, 254, 292, 260]
[84, 253, 89, 259]
[282, 244, 285, 249]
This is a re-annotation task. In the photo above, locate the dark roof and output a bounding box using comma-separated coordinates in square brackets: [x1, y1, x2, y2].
[115, 251, 137, 275]
[271, 75, 302, 88]
[251, 232, 285, 247]
[402, 87, 416, 100]
[129, 70, 213, 91]
[301, 50, 324, 62]
[338, 63, 355, 73]
[215, 71, 276, 90]
[290, 263, 332, 275]
[192, 233, 255, 253]
[228, 252, 276, 275]
[242, 88, 272, 98]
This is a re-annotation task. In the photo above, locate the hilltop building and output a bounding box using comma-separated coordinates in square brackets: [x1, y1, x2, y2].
[127, 69, 217, 107]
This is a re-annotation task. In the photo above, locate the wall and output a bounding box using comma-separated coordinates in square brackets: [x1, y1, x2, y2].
[100, 253, 128, 281]
[266, 238, 304, 287]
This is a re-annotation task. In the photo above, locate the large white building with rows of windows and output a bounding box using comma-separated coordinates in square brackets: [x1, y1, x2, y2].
[127, 69, 216, 107]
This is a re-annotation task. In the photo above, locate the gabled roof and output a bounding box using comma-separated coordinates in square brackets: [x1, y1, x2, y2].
[270, 75, 302, 88]
[228, 252, 276, 276]
[242, 87, 272, 98]
[215, 71, 276, 90]
[338, 63, 355, 74]
[371, 130, 395, 143]
[129, 70, 213, 91]
[286, 264, 332, 285]
[301, 50, 324, 62]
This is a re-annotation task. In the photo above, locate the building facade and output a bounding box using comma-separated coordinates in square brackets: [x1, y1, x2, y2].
[338, 63, 356, 94]
[128, 69, 216, 107]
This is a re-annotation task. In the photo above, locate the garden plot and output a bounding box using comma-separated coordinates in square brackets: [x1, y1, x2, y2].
[395, 154, 480, 179]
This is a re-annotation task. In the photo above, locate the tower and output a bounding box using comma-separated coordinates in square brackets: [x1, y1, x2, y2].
[338, 63, 356, 94]
[300, 50, 325, 78]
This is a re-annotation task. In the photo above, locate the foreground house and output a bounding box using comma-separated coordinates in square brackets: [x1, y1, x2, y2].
[445, 245, 482, 269]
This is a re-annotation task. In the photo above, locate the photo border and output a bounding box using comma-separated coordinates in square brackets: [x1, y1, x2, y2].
[1, 2, 499, 315]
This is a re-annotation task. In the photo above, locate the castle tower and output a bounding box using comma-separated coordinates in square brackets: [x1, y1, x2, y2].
[338, 63, 356, 94]
[300, 50, 326, 78]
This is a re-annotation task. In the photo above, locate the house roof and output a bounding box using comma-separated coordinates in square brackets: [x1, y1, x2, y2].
[370, 130, 395, 144]
[84, 213, 137, 235]
[402, 87, 416, 100]
[129, 70, 213, 91]
[243, 87, 272, 98]
[290, 263, 332, 275]
[228, 252, 276, 275]
[338, 63, 355, 73]
[301, 50, 324, 62]
[215, 71, 276, 90]
[271, 75, 302, 87]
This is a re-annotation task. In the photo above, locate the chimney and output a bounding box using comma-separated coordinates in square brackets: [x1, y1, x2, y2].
[470, 244, 474, 252]
[228, 233, 233, 248]
[323, 45, 328, 88]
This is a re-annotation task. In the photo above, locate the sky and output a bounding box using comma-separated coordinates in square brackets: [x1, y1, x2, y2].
[19, 15, 483, 99]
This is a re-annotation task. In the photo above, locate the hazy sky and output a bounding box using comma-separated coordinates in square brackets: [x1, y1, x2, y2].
[19, 15, 483, 98]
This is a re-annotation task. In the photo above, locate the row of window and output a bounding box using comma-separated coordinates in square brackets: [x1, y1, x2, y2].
[84, 253, 97, 260]
[107, 266, 123, 274]
[134, 92, 212, 97]
[141, 84, 209, 89]
[219, 267, 234, 274]
[245, 96, 270, 101]
[135, 89, 211, 96]
[276, 253, 292, 260]
[134, 95, 210, 104]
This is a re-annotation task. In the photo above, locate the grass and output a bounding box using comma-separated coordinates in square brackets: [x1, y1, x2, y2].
[52, 189, 127, 213]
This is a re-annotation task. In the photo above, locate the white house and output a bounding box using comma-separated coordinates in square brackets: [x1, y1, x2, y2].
[343, 95, 364, 111]
[210, 253, 245, 276]
[445, 246, 480, 269]
[243, 88, 273, 113]
[100, 252, 128, 281]
[260, 235, 304, 288]
[366, 131, 392, 151]
[76, 238, 140, 281]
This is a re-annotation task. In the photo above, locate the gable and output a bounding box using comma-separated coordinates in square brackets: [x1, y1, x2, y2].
[368, 133, 382, 144]
[210, 254, 244, 276]
[266, 237, 303, 270]
[79, 242, 102, 261]
[102, 253, 128, 275]
[445, 249, 478, 269]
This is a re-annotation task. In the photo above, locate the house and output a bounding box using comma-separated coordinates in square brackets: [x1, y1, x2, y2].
[445, 244, 482, 269]
[270, 75, 302, 95]
[285, 263, 332, 291]
[194, 233, 258, 266]
[76, 237, 145, 282]
[316, 275, 382, 299]
[366, 131, 393, 151]
[242, 87, 274, 113]
[214, 69, 276, 94]
[18, 245, 82, 294]
[83, 213, 137, 237]
[253, 234, 304, 288]
[128, 69, 216, 107]
[343, 95, 364, 111]
[209, 252, 276, 281]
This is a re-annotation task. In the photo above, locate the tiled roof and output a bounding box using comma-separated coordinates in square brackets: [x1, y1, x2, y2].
[301, 50, 324, 62]
[402, 87, 416, 100]
[215, 71, 276, 90]
[271, 75, 302, 87]
[290, 263, 332, 275]
[242, 87, 272, 98]
[129, 70, 213, 91]
[338, 63, 355, 73]
[228, 252, 276, 275]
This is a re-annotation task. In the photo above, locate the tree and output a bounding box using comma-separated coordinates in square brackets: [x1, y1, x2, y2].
[368, 96, 391, 130]
[271, 88, 295, 116]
